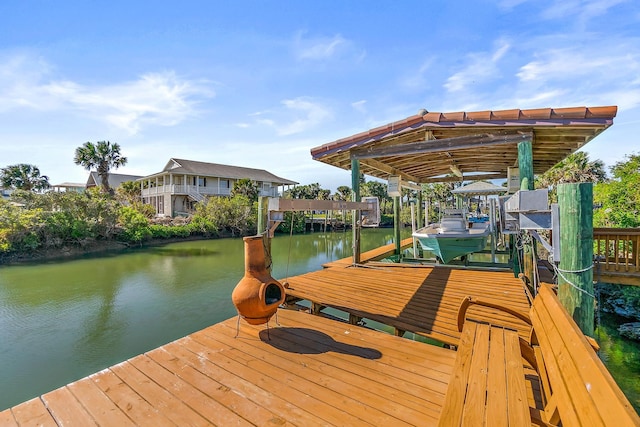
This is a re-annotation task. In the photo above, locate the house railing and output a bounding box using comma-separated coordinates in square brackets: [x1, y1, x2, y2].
[141, 185, 280, 198]
[593, 228, 640, 273]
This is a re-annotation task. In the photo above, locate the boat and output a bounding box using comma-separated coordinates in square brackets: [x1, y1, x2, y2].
[412, 209, 490, 263]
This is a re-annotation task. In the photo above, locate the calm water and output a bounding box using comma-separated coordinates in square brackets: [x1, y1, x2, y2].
[0, 228, 402, 410]
[1, 229, 639, 413]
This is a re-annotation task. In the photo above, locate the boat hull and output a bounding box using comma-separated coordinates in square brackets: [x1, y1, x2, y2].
[413, 224, 490, 263]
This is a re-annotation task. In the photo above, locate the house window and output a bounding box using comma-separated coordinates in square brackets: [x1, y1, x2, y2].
[192, 177, 206, 186]
[220, 179, 230, 188]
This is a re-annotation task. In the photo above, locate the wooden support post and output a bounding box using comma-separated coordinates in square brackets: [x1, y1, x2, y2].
[558, 183, 595, 337]
[394, 196, 401, 256]
[258, 196, 272, 273]
[351, 159, 361, 264]
[518, 140, 535, 287]
[417, 190, 423, 229]
[311, 302, 326, 315]
[258, 196, 268, 235]
[348, 314, 362, 325]
[517, 140, 534, 190]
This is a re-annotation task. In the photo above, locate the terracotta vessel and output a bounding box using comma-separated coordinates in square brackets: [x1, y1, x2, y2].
[232, 235, 285, 325]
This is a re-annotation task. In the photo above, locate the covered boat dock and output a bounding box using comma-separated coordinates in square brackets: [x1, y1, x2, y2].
[4, 105, 639, 425]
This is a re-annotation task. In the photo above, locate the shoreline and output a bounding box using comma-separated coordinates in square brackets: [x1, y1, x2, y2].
[0, 235, 215, 266]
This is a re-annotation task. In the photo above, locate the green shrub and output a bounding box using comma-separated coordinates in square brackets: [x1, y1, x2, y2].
[118, 206, 152, 243]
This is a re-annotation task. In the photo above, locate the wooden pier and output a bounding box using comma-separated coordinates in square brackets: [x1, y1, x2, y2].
[3, 308, 462, 426]
[3, 254, 639, 425]
[285, 263, 532, 346]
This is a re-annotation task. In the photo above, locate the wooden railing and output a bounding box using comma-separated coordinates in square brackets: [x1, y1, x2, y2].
[593, 228, 640, 286]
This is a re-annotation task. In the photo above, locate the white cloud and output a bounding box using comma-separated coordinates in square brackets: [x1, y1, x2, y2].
[444, 40, 511, 93]
[293, 32, 365, 62]
[256, 97, 332, 136]
[541, 0, 628, 25]
[351, 100, 367, 113]
[0, 53, 214, 134]
[400, 58, 435, 91]
[516, 48, 635, 83]
[498, 0, 530, 9]
[513, 43, 640, 110]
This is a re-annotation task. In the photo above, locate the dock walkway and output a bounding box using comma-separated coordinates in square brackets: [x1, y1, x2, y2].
[285, 263, 532, 346]
[2, 308, 458, 426]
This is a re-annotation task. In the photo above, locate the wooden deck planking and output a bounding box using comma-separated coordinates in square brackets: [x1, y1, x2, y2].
[3, 308, 459, 426]
[284, 264, 532, 346]
[322, 237, 414, 267]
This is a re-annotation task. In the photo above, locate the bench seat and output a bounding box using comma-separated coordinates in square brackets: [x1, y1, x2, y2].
[438, 321, 530, 426]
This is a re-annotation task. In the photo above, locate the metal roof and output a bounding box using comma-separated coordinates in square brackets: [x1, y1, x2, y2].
[451, 181, 508, 196]
[140, 158, 299, 185]
[311, 106, 617, 184]
[87, 172, 143, 188]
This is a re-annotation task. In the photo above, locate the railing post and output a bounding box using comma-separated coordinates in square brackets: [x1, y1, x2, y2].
[351, 159, 361, 264]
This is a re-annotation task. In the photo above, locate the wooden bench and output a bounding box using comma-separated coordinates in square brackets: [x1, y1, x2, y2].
[451, 283, 640, 426]
[438, 321, 530, 426]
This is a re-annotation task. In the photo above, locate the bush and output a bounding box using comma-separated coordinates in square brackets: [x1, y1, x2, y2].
[192, 195, 257, 236]
[0, 200, 45, 253]
[118, 206, 152, 243]
[149, 224, 191, 239]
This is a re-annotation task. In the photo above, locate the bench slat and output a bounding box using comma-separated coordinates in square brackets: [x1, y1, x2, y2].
[461, 324, 490, 425]
[505, 328, 530, 426]
[530, 306, 583, 426]
[486, 327, 508, 427]
[439, 321, 478, 426]
[532, 285, 639, 426]
[439, 322, 530, 426]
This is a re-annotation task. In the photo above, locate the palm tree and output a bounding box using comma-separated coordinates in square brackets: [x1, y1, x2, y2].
[74, 141, 127, 195]
[0, 163, 50, 192]
[231, 178, 259, 202]
[116, 180, 142, 205]
[536, 151, 607, 202]
[334, 185, 352, 201]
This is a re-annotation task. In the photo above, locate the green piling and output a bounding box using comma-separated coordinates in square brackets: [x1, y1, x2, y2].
[557, 183, 595, 337]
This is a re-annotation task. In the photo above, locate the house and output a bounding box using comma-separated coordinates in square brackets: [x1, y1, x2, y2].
[51, 182, 86, 193]
[1, 187, 12, 200]
[86, 172, 143, 190]
[138, 158, 298, 217]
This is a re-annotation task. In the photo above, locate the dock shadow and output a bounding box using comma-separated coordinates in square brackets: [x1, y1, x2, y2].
[259, 327, 382, 359]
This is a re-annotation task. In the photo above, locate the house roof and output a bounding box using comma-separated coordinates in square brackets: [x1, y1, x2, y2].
[52, 182, 86, 188]
[141, 158, 298, 185]
[310, 105, 617, 184]
[87, 172, 143, 188]
[451, 180, 507, 196]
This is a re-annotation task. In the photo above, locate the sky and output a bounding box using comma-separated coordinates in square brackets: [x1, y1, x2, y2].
[1, 0, 639, 192]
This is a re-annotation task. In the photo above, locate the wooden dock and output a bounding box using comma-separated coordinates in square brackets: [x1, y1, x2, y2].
[5, 235, 638, 425]
[285, 262, 532, 346]
[3, 308, 462, 426]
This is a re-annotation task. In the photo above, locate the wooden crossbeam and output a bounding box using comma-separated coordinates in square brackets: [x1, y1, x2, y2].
[350, 131, 533, 160]
[268, 198, 372, 212]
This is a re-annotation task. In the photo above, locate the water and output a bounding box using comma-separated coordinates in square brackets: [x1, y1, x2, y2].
[1, 229, 639, 413]
[0, 228, 401, 410]
[596, 312, 640, 412]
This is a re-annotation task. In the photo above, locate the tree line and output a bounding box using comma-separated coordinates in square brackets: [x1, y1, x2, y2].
[2, 139, 639, 260]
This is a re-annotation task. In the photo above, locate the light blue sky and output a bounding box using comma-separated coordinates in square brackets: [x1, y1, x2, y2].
[1, 1, 638, 191]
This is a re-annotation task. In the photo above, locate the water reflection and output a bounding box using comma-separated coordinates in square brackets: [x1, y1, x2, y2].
[0, 229, 400, 410]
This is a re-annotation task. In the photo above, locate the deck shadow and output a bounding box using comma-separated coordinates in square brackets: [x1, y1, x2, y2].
[260, 327, 382, 359]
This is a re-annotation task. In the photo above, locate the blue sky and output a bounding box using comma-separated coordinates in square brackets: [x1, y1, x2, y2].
[1, 0, 639, 191]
